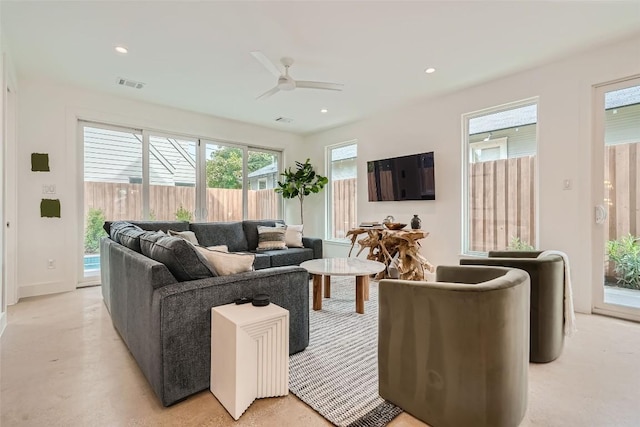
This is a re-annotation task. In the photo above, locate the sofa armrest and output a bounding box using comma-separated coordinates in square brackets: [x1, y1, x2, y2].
[303, 237, 323, 259]
[154, 266, 310, 406]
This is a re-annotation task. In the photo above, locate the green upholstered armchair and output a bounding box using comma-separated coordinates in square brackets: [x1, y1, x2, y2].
[461, 250, 565, 363]
[378, 265, 530, 427]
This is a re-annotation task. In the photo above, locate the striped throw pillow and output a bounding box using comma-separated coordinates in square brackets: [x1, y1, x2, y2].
[257, 226, 287, 250]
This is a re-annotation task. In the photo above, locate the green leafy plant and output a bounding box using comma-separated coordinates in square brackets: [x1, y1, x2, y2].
[175, 204, 193, 222]
[507, 236, 535, 251]
[149, 210, 157, 221]
[275, 158, 328, 224]
[606, 234, 640, 290]
[84, 208, 107, 254]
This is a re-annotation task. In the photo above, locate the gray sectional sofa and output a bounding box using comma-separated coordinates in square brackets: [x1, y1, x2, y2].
[100, 219, 321, 406]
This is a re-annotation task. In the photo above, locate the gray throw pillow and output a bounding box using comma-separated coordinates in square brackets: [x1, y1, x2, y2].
[110, 221, 143, 244]
[143, 235, 215, 282]
[118, 228, 147, 253]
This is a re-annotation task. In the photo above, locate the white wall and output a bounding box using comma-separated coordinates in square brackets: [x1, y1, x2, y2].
[15, 78, 303, 298]
[299, 33, 640, 314]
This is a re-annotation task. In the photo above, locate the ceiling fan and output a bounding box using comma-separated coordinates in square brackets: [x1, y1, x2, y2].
[250, 51, 344, 100]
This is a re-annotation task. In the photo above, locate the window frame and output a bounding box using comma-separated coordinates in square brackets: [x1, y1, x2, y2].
[325, 140, 358, 243]
[461, 98, 539, 256]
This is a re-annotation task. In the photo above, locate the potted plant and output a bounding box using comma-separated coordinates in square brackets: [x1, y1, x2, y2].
[275, 158, 328, 224]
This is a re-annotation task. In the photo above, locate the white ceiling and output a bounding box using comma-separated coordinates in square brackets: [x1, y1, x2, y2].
[3, 1, 640, 134]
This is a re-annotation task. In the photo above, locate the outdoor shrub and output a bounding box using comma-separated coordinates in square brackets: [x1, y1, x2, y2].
[606, 234, 640, 290]
[507, 236, 535, 251]
[175, 204, 193, 222]
[85, 208, 106, 254]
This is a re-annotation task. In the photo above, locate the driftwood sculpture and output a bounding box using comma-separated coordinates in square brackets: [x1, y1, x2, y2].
[347, 228, 434, 280]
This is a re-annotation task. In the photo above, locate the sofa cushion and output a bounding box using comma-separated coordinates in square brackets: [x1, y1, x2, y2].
[189, 222, 248, 252]
[252, 252, 271, 270]
[104, 220, 190, 235]
[194, 247, 254, 276]
[264, 248, 314, 267]
[139, 231, 166, 257]
[168, 230, 199, 245]
[110, 221, 143, 243]
[118, 228, 147, 253]
[243, 220, 285, 251]
[141, 234, 214, 282]
[257, 226, 287, 250]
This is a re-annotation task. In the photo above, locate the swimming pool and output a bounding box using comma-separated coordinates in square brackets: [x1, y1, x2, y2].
[84, 254, 100, 272]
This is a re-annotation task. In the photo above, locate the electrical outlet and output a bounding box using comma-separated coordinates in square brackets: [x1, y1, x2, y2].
[42, 185, 56, 194]
[48, 259, 56, 269]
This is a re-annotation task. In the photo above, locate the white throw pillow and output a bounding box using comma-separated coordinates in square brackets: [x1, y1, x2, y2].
[257, 226, 287, 250]
[206, 245, 228, 252]
[283, 224, 304, 248]
[168, 229, 199, 245]
[195, 246, 255, 276]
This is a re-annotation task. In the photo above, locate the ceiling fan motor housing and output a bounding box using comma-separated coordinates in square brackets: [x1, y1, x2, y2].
[278, 76, 295, 91]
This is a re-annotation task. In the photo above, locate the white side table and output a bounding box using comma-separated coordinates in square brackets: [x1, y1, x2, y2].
[210, 303, 289, 420]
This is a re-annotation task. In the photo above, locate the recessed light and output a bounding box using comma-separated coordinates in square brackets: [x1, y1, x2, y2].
[424, 67, 436, 74]
[320, 109, 328, 113]
[115, 46, 128, 54]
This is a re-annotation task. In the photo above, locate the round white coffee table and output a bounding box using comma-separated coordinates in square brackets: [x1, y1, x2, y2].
[300, 258, 385, 314]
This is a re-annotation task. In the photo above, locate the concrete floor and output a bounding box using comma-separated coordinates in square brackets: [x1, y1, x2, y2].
[1, 286, 640, 427]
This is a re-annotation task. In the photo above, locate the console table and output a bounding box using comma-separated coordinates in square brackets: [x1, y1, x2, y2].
[346, 228, 435, 280]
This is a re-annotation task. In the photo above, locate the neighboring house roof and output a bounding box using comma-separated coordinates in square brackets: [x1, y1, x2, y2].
[248, 162, 278, 178]
[605, 85, 640, 109]
[84, 127, 196, 184]
[470, 87, 640, 136]
[331, 144, 357, 162]
[469, 104, 537, 135]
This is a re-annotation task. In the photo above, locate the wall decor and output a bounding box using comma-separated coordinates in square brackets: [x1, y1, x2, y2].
[31, 153, 50, 172]
[40, 199, 61, 218]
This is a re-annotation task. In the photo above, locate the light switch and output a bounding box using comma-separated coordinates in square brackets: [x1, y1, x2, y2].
[563, 179, 572, 190]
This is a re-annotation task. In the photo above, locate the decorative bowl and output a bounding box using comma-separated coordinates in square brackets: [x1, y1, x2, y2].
[384, 222, 407, 230]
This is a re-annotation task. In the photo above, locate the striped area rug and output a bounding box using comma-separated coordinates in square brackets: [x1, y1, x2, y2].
[289, 277, 402, 427]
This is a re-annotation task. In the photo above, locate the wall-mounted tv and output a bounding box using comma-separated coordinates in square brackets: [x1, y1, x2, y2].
[367, 151, 435, 201]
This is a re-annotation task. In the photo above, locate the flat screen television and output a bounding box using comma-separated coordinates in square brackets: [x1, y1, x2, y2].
[367, 151, 435, 201]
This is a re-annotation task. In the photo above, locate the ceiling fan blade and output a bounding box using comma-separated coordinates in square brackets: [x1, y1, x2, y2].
[250, 51, 281, 78]
[256, 86, 280, 100]
[296, 81, 344, 91]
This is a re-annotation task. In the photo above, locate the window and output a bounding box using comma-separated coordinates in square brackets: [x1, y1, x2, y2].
[81, 121, 281, 279]
[327, 141, 357, 240]
[463, 101, 538, 254]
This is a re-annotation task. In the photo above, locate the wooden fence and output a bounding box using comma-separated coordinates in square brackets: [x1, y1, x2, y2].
[84, 182, 278, 223]
[605, 142, 640, 244]
[468, 156, 536, 252]
[86, 144, 636, 256]
[333, 178, 357, 239]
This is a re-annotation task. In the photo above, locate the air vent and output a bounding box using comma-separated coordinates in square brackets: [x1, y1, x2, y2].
[116, 77, 145, 89]
[275, 117, 293, 123]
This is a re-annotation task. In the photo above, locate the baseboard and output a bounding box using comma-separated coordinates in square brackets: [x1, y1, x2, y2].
[0, 311, 7, 337]
[18, 281, 74, 300]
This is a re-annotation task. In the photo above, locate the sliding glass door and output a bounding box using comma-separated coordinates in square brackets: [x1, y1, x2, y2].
[593, 77, 640, 322]
[81, 122, 282, 284]
[82, 124, 143, 281]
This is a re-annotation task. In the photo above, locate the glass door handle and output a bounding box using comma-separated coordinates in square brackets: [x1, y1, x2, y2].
[595, 205, 607, 224]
